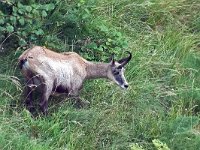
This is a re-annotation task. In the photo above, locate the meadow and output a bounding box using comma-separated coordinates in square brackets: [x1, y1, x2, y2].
[0, 0, 200, 149]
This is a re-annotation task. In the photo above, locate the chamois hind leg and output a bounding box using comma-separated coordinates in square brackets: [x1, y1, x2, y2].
[39, 81, 53, 115]
[24, 79, 35, 113]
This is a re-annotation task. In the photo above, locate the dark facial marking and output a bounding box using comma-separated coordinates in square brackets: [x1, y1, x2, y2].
[117, 66, 122, 69]
[112, 66, 123, 75]
[114, 74, 124, 85]
[113, 70, 120, 75]
[112, 67, 124, 85]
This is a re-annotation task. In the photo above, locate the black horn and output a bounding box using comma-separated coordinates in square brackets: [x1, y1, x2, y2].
[118, 51, 132, 67]
[109, 53, 115, 66]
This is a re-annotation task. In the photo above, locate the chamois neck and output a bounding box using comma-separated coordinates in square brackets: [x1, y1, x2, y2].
[86, 62, 109, 79]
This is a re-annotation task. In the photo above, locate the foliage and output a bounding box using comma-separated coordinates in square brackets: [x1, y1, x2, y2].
[130, 140, 170, 150]
[130, 143, 145, 150]
[152, 139, 170, 150]
[0, 0, 200, 150]
[0, 0, 128, 60]
[0, 1, 55, 47]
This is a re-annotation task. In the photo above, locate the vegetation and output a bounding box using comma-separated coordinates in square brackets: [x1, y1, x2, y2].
[0, 0, 200, 149]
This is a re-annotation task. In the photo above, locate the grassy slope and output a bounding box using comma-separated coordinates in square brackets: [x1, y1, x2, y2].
[0, 0, 200, 149]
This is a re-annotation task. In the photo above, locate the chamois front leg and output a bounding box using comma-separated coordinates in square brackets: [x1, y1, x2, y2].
[39, 81, 53, 115]
[24, 79, 35, 113]
[69, 88, 90, 108]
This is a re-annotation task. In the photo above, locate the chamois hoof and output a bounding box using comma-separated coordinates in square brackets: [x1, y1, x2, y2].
[28, 106, 36, 114]
[75, 99, 90, 109]
[40, 109, 48, 116]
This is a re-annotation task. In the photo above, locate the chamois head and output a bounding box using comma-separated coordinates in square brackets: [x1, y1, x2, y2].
[108, 51, 132, 89]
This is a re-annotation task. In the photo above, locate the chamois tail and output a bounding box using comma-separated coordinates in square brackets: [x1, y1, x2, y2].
[19, 58, 27, 69]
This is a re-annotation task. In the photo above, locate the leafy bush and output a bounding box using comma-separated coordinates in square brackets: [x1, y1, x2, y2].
[0, 0, 128, 61]
[0, 1, 55, 47]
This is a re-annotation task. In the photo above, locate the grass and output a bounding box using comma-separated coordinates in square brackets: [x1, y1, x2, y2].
[0, 0, 200, 149]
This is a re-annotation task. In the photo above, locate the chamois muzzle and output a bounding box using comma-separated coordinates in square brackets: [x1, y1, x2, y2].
[118, 51, 132, 67]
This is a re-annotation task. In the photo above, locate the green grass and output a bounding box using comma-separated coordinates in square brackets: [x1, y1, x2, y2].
[0, 0, 200, 149]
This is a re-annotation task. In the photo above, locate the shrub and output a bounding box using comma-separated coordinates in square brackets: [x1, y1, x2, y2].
[0, 0, 128, 61]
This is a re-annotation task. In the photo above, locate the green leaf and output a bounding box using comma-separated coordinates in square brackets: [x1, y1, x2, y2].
[19, 18, 25, 25]
[0, 19, 4, 24]
[32, 4, 40, 9]
[0, 26, 5, 32]
[82, 13, 90, 19]
[97, 46, 104, 51]
[152, 139, 170, 150]
[77, 3, 81, 7]
[19, 38, 27, 46]
[116, 32, 122, 37]
[80, 0, 85, 4]
[27, 19, 33, 24]
[21, 31, 27, 36]
[27, 13, 33, 18]
[99, 25, 109, 32]
[32, 9, 39, 16]
[35, 29, 44, 35]
[115, 47, 121, 51]
[42, 10, 47, 17]
[106, 41, 111, 46]
[43, 4, 55, 11]
[13, 6, 17, 13]
[26, 6, 32, 12]
[30, 35, 36, 40]
[18, 9, 23, 14]
[6, 25, 14, 32]
[10, 16, 17, 24]
[17, 2, 23, 9]
[84, 8, 90, 14]
[87, 42, 97, 49]
[107, 38, 112, 42]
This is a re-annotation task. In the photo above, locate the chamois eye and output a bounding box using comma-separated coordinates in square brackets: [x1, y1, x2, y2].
[117, 66, 122, 69]
[113, 70, 119, 75]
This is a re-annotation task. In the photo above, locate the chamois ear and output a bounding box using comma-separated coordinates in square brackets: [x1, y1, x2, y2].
[118, 51, 132, 67]
[109, 53, 115, 66]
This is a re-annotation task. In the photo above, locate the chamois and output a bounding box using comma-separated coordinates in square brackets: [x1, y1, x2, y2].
[18, 46, 132, 114]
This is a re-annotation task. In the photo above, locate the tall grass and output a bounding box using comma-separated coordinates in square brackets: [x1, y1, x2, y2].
[0, 0, 200, 149]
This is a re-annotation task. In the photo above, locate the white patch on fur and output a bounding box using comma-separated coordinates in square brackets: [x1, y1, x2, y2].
[37, 56, 74, 89]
